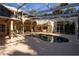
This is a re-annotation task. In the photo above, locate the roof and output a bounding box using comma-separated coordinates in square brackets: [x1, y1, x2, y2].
[30, 12, 79, 20]
[2, 4, 32, 15]
[2, 4, 22, 12]
[0, 15, 19, 21]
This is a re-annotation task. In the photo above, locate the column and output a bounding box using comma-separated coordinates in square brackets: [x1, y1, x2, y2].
[41, 25, 43, 32]
[22, 23, 24, 34]
[52, 22, 54, 33]
[55, 22, 57, 33]
[31, 21, 33, 32]
[22, 15, 25, 34]
[63, 21, 65, 34]
[10, 20, 14, 39]
[77, 17, 79, 39]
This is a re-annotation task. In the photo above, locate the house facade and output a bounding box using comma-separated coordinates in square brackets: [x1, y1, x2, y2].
[31, 16, 78, 41]
[0, 4, 79, 46]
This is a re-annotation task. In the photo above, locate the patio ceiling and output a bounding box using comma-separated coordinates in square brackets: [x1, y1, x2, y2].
[1, 3, 59, 16]
[1, 3, 79, 17]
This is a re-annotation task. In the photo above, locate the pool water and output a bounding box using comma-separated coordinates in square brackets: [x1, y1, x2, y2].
[31, 34, 69, 43]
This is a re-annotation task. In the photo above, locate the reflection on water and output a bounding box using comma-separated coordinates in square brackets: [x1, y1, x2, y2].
[30, 34, 69, 43]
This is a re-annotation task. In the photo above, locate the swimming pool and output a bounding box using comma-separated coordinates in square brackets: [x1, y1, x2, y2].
[30, 34, 69, 43]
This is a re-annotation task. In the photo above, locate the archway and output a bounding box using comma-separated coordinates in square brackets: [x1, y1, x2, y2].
[24, 20, 37, 32]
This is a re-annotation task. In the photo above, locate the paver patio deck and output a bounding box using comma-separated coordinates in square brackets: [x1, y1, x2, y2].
[0, 34, 79, 55]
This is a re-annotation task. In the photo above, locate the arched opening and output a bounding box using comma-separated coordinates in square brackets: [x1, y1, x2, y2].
[24, 20, 37, 32]
[32, 21, 37, 32]
[24, 20, 32, 32]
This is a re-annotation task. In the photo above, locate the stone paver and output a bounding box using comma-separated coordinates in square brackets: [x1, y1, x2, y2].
[0, 34, 79, 55]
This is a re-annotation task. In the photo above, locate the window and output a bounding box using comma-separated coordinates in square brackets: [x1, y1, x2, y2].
[56, 22, 64, 33]
[55, 21, 75, 34]
[0, 24, 6, 32]
[64, 21, 75, 34]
